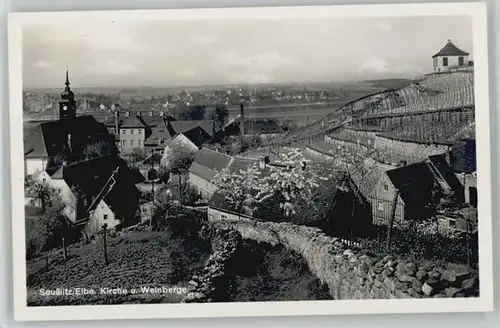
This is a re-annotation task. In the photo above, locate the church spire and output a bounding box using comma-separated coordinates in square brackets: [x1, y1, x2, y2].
[65, 69, 71, 90]
[59, 69, 76, 120]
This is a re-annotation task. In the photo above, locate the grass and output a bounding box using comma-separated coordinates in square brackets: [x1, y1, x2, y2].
[26, 231, 210, 306]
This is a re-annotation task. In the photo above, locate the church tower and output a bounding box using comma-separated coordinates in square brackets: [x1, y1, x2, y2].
[59, 70, 77, 120]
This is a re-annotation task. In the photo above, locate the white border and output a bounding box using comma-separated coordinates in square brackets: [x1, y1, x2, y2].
[8, 2, 493, 322]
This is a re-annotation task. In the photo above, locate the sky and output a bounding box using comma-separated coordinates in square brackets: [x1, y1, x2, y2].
[23, 15, 473, 88]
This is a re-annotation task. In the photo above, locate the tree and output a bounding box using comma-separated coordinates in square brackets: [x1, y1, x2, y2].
[25, 177, 60, 214]
[212, 163, 262, 218]
[213, 104, 229, 129]
[28, 191, 69, 267]
[213, 148, 334, 218]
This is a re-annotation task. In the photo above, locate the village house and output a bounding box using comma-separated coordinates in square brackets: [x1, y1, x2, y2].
[117, 114, 148, 152]
[166, 119, 216, 141]
[188, 148, 233, 199]
[143, 114, 170, 153]
[24, 71, 118, 177]
[432, 39, 471, 73]
[222, 116, 285, 143]
[371, 154, 465, 225]
[207, 160, 372, 239]
[26, 155, 145, 237]
[160, 126, 213, 172]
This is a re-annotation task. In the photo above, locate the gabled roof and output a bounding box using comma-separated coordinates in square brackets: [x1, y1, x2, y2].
[60, 155, 144, 221]
[223, 116, 285, 135]
[181, 126, 213, 148]
[24, 115, 118, 159]
[432, 40, 469, 58]
[168, 120, 214, 138]
[120, 116, 147, 128]
[144, 124, 170, 146]
[385, 162, 438, 208]
[244, 119, 284, 135]
[142, 115, 166, 128]
[229, 156, 258, 173]
[188, 148, 232, 181]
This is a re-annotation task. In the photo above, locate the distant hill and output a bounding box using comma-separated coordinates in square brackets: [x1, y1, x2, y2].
[363, 78, 417, 90]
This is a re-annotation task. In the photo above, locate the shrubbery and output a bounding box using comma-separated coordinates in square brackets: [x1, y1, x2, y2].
[361, 220, 478, 266]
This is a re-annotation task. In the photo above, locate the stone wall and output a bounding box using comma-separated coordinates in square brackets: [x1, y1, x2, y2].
[374, 135, 450, 163]
[208, 214, 479, 300]
[324, 135, 368, 153]
[182, 226, 242, 303]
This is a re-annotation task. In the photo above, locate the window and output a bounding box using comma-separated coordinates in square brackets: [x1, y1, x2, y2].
[442, 57, 448, 66]
[208, 214, 214, 221]
[458, 56, 464, 66]
[138, 129, 142, 134]
[122, 140, 126, 147]
[130, 140, 134, 147]
[122, 129, 126, 135]
[139, 140, 143, 147]
[221, 214, 228, 220]
[131, 129, 135, 135]
[383, 184, 389, 191]
[377, 201, 384, 211]
[448, 219, 456, 228]
[103, 214, 108, 221]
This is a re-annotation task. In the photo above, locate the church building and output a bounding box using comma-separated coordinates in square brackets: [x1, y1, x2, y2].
[24, 71, 118, 176]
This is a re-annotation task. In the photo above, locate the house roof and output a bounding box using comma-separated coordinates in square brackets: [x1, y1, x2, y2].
[229, 156, 258, 173]
[432, 40, 469, 58]
[60, 155, 145, 221]
[144, 124, 170, 146]
[168, 120, 214, 138]
[142, 115, 166, 128]
[244, 119, 284, 135]
[188, 148, 233, 181]
[385, 162, 438, 208]
[181, 127, 213, 148]
[120, 116, 147, 128]
[24, 115, 118, 159]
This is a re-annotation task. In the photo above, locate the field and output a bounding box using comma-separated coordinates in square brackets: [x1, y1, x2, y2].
[381, 111, 475, 143]
[26, 231, 210, 306]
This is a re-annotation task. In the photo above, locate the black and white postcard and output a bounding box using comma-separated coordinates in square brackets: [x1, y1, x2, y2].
[8, 2, 493, 322]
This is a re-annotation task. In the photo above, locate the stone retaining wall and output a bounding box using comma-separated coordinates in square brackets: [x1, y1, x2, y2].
[208, 214, 479, 300]
[374, 135, 450, 160]
[182, 226, 242, 303]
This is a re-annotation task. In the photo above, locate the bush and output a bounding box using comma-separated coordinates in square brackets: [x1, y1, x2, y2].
[180, 185, 202, 206]
[361, 220, 478, 266]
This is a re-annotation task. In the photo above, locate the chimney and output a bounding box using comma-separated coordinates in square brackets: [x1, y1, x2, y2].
[125, 111, 130, 118]
[115, 111, 120, 136]
[239, 99, 245, 146]
[159, 111, 164, 117]
[136, 111, 141, 117]
[150, 111, 153, 117]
